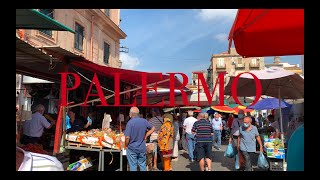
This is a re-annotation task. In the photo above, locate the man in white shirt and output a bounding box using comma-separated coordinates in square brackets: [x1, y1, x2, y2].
[21, 104, 55, 145]
[16, 147, 64, 171]
[211, 112, 223, 150]
[16, 121, 63, 171]
[183, 110, 198, 162]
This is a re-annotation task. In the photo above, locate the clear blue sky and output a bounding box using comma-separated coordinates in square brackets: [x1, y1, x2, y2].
[119, 9, 302, 82]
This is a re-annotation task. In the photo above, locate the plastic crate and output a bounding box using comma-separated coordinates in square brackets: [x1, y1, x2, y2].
[269, 159, 283, 171]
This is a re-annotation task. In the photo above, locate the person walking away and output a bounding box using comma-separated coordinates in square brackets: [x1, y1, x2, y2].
[124, 107, 155, 171]
[255, 114, 264, 128]
[183, 110, 198, 162]
[178, 112, 187, 150]
[191, 113, 214, 171]
[148, 108, 164, 170]
[246, 112, 256, 126]
[158, 114, 174, 171]
[172, 114, 180, 162]
[221, 114, 228, 141]
[227, 114, 234, 130]
[212, 112, 223, 150]
[237, 116, 263, 171]
[229, 109, 245, 170]
[21, 104, 56, 145]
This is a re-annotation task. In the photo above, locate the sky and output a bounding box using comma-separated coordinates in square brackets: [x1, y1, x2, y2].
[119, 9, 302, 82]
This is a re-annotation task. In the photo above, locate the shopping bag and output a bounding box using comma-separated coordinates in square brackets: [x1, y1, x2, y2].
[224, 143, 235, 158]
[235, 153, 240, 170]
[235, 151, 246, 170]
[257, 152, 269, 170]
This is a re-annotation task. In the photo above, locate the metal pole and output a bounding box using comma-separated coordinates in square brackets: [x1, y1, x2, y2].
[120, 150, 123, 171]
[278, 83, 286, 171]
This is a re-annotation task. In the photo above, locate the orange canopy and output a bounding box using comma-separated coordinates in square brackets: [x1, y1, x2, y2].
[211, 106, 235, 113]
[233, 105, 255, 115]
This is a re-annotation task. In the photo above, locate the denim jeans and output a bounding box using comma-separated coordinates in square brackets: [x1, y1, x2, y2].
[126, 148, 147, 171]
[186, 133, 196, 160]
[213, 130, 221, 148]
[241, 150, 254, 171]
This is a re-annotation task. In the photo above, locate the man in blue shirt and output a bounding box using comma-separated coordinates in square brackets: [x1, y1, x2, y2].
[124, 107, 155, 171]
[238, 116, 263, 171]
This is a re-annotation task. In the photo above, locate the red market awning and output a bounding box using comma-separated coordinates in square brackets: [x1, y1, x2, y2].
[228, 9, 304, 57]
[71, 59, 187, 90]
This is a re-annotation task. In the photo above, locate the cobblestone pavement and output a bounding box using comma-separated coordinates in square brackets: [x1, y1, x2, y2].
[170, 140, 261, 171]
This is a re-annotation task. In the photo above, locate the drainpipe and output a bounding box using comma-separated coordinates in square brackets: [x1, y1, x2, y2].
[90, 15, 94, 62]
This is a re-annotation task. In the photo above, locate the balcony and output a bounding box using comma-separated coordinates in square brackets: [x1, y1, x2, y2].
[249, 62, 260, 68]
[235, 63, 245, 69]
[216, 64, 226, 69]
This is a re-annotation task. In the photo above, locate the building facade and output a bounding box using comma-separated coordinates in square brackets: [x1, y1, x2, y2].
[208, 48, 265, 99]
[188, 70, 208, 93]
[18, 9, 126, 68]
[16, 9, 126, 110]
[265, 56, 303, 75]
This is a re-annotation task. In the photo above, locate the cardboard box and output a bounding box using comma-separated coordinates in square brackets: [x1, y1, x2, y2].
[264, 138, 285, 159]
[67, 158, 92, 171]
[266, 148, 285, 159]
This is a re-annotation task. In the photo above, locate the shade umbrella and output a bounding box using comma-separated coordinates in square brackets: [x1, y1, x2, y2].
[211, 106, 235, 114]
[224, 67, 304, 155]
[247, 98, 290, 110]
[228, 9, 304, 57]
[233, 105, 255, 115]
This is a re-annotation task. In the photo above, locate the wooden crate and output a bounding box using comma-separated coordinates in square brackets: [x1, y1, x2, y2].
[67, 141, 103, 149]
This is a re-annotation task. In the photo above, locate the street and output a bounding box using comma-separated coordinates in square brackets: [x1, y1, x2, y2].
[171, 140, 260, 171]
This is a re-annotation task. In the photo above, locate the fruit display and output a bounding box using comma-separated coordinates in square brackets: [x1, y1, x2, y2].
[65, 128, 126, 150]
[263, 138, 285, 159]
[264, 138, 284, 149]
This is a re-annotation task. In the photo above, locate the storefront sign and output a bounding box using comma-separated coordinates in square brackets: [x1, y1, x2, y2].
[59, 72, 262, 107]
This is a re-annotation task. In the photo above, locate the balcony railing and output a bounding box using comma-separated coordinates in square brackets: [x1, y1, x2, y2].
[249, 62, 260, 68]
[235, 63, 245, 69]
[216, 64, 226, 69]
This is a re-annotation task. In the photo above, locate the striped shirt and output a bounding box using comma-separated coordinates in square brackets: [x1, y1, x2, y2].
[191, 119, 213, 143]
[17, 147, 64, 171]
[149, 116, 163, 132]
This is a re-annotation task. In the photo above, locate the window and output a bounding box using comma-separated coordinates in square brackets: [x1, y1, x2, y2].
[105, 9, 110, 16]
[251, 58, 257, 65]
[217, 58, 224, 66]
[39, 9, 54, 37]
[74, 23, 84, 51]
[193, 74, 198, 79]
[104, 42, 110, 64]
[237, 58, 243, 64]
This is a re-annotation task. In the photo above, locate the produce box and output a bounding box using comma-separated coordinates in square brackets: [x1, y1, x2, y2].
[266, 148, 285, 159]
[264, 138, 285, 159]
[67, 158, 92, 171]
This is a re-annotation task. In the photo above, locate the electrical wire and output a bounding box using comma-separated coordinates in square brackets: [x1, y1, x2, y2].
[71, 67, 114, 93]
